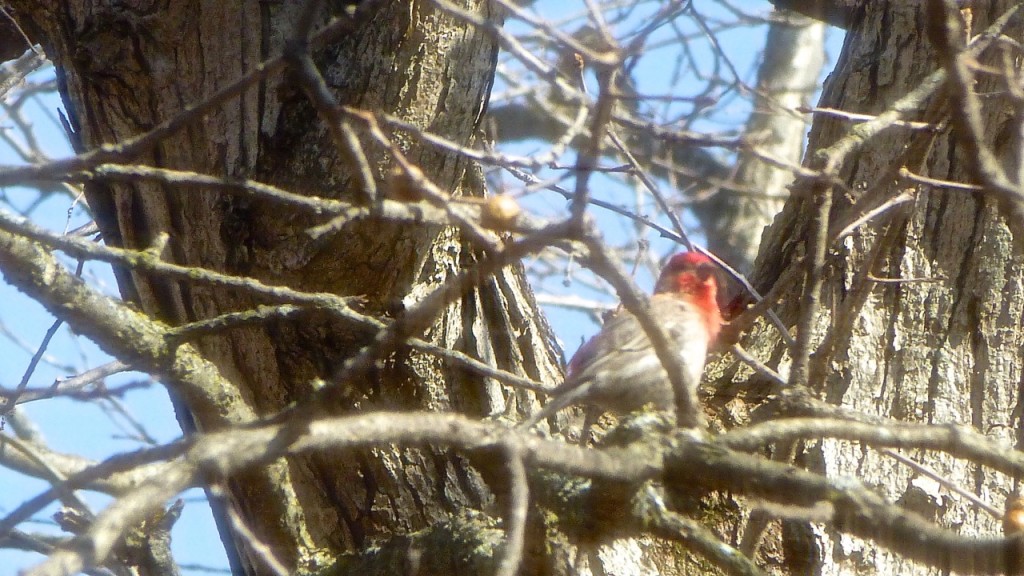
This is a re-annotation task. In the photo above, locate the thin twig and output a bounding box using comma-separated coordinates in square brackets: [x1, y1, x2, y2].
[640, 485, 765, 576]
[882, 448, 1002, 519]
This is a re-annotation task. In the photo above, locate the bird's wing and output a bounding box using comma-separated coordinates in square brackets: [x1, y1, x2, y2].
[521, 298, 707, 429]
[565, 311, 648, 378]
[567, 298, 706, 385]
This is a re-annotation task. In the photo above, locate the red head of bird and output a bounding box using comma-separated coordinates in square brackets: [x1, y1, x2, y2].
[653, 251, 722, 344]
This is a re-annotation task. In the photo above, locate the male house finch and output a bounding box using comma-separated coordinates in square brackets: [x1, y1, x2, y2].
[521, 251, 722, 431]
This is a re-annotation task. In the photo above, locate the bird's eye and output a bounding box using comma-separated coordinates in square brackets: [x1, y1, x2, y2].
[695, 267, 714, 280]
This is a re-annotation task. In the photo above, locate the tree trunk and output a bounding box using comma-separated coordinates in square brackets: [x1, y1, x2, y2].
[699, 12, 824, 273]
[7, 1, 566, 574]
[733, 1, 1024, 573]
[10, 1, 1022, 574]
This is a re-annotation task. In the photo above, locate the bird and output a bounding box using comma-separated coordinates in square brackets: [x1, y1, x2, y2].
[520, 251, 722, 434]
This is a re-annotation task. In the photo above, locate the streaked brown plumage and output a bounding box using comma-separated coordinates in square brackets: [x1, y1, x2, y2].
[521, 251, 722, 431]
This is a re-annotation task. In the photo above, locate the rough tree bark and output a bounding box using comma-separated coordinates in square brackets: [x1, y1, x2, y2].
[722, 1, 1024, 573]
[6, 0, 1022, 575]
[5, 1, 571, 574]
